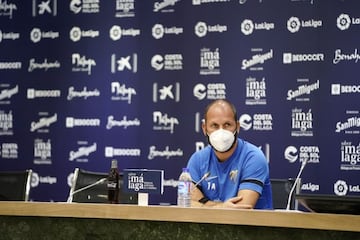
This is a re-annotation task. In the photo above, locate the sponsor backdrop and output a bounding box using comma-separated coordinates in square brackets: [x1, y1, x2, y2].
[0, 0, 359, 204]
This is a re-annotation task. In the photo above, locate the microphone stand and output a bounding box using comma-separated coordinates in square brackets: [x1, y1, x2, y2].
[285, 160, 307, 211]
[67, 178, 107, 203]
[191, 172, 212, 191]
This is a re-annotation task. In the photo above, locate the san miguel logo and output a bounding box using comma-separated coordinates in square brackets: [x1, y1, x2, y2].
[30, 113, 57, 133]
[0, 85, 18, 103]
[69, 142, 97, 162]
[242, 49, 273, 71]
[335, 110, 360, 135]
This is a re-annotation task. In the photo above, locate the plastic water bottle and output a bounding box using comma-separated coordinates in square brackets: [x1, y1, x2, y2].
[177, 167, 192, 207]
[107, 159, 119, 204]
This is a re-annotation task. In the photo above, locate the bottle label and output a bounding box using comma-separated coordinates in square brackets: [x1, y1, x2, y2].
[178, 181, 191, 194]
[107, 182, 117, 189]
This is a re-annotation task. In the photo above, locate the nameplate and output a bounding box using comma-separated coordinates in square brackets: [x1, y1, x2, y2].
[123, 169, 164, 194]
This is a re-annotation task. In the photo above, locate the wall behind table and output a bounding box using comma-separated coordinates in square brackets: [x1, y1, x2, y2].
[0, 0, 359, 203]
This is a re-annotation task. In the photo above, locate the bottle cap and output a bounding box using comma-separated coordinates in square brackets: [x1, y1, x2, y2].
[111, 159, 118, 168]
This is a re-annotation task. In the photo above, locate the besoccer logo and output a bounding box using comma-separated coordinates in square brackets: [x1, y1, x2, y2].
[334, 180, 348, 196]
[287, 17, 301, 33]
[331, 84, 341, 95]
[195, 22, 207, 37]
[337, 14, 351, 30]
[241, 19, 254, 35]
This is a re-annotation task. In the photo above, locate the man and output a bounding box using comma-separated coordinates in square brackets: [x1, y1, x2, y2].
[187, 99, 273, 209]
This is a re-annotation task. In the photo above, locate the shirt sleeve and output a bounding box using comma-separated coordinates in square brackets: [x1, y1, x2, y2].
[187, 150, 205, 184]
[239, 146, 269, 195]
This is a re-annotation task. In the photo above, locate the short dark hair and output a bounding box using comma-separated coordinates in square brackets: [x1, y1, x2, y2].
[203, 99, 238, 122]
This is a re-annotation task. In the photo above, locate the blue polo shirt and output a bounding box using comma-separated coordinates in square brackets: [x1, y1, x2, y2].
[187, 138, 273, 209]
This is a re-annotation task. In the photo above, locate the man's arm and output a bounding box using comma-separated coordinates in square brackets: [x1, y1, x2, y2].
[190, 184, 254, 209]
[236, 189, 260, 208]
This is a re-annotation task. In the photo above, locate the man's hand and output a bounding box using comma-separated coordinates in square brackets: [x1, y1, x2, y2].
[193, 196, 253, 209]
[190, 184, 255, 209]
[221, 196, 253, 209]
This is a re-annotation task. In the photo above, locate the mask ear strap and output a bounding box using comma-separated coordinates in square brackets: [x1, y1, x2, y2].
[233, 130, 238, 139]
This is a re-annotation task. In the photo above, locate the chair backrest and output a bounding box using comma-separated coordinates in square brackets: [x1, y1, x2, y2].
[270, 178, 299, 210]
[68, 168, 138, 204]
[0, 169, 32, 201]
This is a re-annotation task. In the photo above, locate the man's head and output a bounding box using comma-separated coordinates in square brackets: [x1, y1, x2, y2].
[203, 99, 238, 123]
[202, 99, 240, 153]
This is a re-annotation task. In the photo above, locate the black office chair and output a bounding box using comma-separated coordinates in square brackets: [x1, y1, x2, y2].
[67, 168, 138, 204]
[270, 178, 298, 210]
[0, 169, 32, 201]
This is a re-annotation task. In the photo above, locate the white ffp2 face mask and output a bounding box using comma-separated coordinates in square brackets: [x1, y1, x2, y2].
[208, 129, 237, 153]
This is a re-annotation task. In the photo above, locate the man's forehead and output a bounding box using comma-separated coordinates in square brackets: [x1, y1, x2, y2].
[205, 111, 236, 124]
[208, 102, 232, 115]
[212, 100, 229, 108]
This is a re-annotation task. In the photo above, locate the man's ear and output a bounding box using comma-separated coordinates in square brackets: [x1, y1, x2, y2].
[236, 120, 240, 133]
[201, 120, 207, 136]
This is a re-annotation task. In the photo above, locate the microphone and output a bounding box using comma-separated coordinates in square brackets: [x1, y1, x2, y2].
[191, 172, 211, 190]
[67, 177, 107, 203]
[285, 160, 307, 211]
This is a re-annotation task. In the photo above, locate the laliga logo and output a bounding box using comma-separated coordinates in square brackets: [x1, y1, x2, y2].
[334, 180, 348, 196]
[241, 19, 254, 35]
[31, 172, 40, 188]
[30, 28, 42, 43]
[152, 24, 164, 39]
[195, 21, 207, 37]
[110, 25, 122, 41]
[284, 146, 298, 163]
[70, 27, 81, 42]
[287, 17, 301, 33]
[67, 172, 74, 187]
[337, 14, 351, 30]
[239, 114, 252, 131]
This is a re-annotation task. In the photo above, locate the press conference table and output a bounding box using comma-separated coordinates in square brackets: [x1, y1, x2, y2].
[0, 202, 359, 240]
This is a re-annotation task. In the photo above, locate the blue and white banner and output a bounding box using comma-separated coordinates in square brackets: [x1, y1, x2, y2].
[0, 0, 359, 203]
